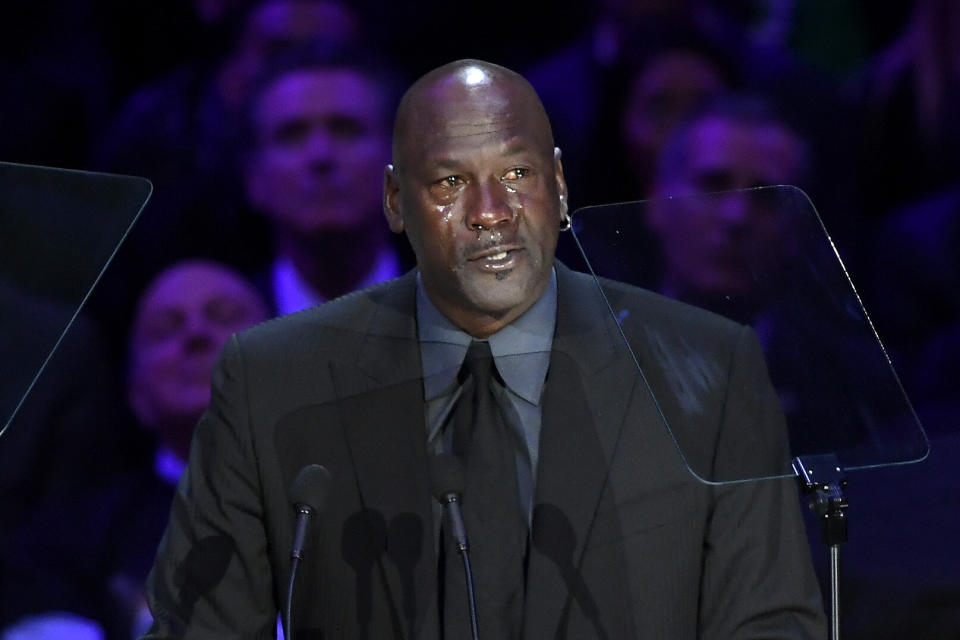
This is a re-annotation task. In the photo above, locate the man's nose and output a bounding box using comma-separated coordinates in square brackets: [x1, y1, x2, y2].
[181, 314, 215, 353]
[715, 191, 751, 226]
[464, 177, 514, 230]
[305, 129, 335, 168]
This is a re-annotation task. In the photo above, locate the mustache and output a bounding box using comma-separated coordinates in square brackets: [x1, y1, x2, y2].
[462, 230, 523, 254]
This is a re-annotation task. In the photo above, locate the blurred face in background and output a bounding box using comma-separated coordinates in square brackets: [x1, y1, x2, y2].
[621, 49, 726, 194]
[246, 68, 391, 239]
[218, 0, 361, 107]
[129, 261, 268, 455]
[648, 115, 805, 299]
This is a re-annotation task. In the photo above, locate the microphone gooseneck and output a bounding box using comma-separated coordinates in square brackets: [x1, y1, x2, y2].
[429, 454, 469, 552]
[285, 464, 332, 640]
[429, 454, 480, 640]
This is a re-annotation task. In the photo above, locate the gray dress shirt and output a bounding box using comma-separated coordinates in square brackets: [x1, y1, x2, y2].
[416, 270, 557, 531]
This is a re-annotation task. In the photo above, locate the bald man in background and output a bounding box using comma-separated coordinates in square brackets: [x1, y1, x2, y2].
[143, 61, 825, 639]
[128, 260, 270, 467]
[2, 261, 268, 640]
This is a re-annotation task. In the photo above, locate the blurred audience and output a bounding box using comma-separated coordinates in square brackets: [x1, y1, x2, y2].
[87, 1, 369, 363]
[618, 37, 734, 200]
[0, 288, 132, 535]
[635, 96, 904, 468]
[641, 95, 956, 639]
[647, 95, 809, 311]
[525, 3, 741, 206]
[95, 0, 364, 207]
[241, 44, 407, 313]
[1, 260, 268, 640]
[0, 2, 114, 168]
[869, 186, 960, 436]
[855, 0, 960, 221]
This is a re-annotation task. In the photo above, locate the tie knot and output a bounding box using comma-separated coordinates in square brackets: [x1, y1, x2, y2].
[462, 340, 495, 383]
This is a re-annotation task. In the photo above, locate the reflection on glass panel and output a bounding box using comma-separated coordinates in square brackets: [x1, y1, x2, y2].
[570, 186, 927, 484]
[1, 162, 151, 436]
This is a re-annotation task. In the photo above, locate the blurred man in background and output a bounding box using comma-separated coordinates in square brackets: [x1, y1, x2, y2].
[646, 95, 809, 313]
[242, 46, 407, 314]
[1, 260, 268, 640]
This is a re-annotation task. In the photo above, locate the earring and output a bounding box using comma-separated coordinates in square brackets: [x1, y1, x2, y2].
[559, 210, 572, 232]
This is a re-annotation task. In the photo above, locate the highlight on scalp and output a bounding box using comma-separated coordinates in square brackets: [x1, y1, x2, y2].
[390, 59, 554, 173]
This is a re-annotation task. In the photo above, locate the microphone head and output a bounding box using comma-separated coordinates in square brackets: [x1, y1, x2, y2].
[428, 453, 465, 503]
[289, 464, 332, 514]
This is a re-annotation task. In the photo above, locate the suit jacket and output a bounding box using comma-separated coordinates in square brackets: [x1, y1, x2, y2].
[143, 263, 826, 639]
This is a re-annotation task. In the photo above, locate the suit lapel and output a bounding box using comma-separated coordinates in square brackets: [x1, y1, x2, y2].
[319, 267, 646, 638]
[328, 273, 439, 640]
[524, 264, 641, 638]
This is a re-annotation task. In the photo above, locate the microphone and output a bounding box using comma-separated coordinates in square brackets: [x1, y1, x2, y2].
[285, 464, 332, 640]
[290, 464, 332, 559]
[429, 454, 468, 552]
[428, 454, 479, 640]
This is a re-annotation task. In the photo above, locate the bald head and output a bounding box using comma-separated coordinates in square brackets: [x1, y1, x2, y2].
[129, 260, 269, 457]
[392, 59, 555, 173]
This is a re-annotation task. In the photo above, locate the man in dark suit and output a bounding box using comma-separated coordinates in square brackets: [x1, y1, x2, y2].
[143, 59, 825, 638]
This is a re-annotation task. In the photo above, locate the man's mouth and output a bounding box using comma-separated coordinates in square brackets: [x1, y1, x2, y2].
[468, 245, 524, 271]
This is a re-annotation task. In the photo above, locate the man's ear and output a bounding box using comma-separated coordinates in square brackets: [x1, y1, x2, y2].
[554, 147, 569, 217]
[383, 163, 405, 234]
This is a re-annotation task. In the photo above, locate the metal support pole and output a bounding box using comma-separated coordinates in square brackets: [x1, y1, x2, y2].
[793, 454, 849, 640]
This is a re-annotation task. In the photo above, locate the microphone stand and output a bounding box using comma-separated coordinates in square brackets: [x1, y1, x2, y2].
[442, 493, 480, 640]
[793, 454, 849, 640]
[285, 504, 314, 640]
[457, 538, 481, 640]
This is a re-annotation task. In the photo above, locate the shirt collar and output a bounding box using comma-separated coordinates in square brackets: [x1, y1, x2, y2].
[154, 445, 187, 486]
[273, 249, 402, 316]
[416, 269, 557, 405]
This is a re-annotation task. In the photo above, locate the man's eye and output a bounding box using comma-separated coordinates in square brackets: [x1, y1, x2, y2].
[272, 121, 310, 146]
[502, 167, 530, 181]
[205, 299, 249, 328]
[141, 311, 184, 343]
[327, 115, 366, 140]
[428, 175, 464, 200]
[438, 176, 462, 188]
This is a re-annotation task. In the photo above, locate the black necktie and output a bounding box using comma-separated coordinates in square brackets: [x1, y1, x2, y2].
[443, 340, 525, 639]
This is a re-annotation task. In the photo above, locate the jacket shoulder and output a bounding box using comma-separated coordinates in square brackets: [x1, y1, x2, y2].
[233, 272, 416, 356]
